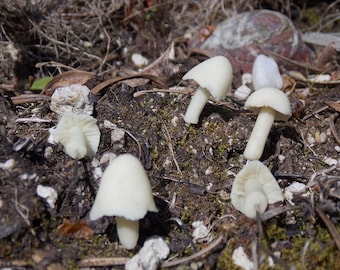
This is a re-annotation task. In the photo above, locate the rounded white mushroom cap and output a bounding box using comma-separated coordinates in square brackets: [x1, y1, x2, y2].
[252, 54, 283, 90]
[51, 112, 100, 160]
[183, 55, 233, 100]
[231, 160, 284, 219]
[244, 87, 292, 121]
[89, 153, 158, 221]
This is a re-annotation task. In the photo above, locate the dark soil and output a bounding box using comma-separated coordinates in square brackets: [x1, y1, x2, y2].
[0, 1, 340, 269]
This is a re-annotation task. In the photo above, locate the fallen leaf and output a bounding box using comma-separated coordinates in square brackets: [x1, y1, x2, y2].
[42, 70, 94, 96]
[30, 77, 53, 91]
[326, 101, 340, 113]
[57, 219, 93, 239]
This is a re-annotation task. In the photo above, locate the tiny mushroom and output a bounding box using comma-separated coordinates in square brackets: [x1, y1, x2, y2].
[89, 153, 158, 250]
[252, 54, 283, 91]
[231, 160, 284, 219]
[51, 112, 100, 160]
[182, 55, 233, 124]
[243, 87, 291, 160]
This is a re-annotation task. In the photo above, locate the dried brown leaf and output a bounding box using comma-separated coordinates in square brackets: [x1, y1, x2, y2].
[57, 219, 93, 239]
[316, 42, 336, 70]
[326, 101, 340, 113]
[42, 70, 95, 96]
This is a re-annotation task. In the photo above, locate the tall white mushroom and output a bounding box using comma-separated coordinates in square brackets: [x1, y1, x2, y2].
[182, 55, 233, 124]
[231, 160, 284, 219]
[89, 153, 158, 250]
[252, 54, 283, 91]
[243, 87, 291, 160]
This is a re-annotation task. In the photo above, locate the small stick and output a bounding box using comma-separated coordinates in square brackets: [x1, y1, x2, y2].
[15, 117, 53, 123]
[302, 105, 329, 121]
[11, 94, 51, 105]
[91, 74, 167, 95]
[79, 257, 129, 267]
[329, 113, 340, 145]
[161, 235, 223, 268]
[315, 205, 340, 251]
[162, 123, 183, 176]
[133, 88, 192, 97]
[167, 217, 196, 252]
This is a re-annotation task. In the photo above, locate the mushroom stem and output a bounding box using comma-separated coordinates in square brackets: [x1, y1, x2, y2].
[244, 180, 268, 218]
[243, 107, 275, 160]
[116, 216, 139, 250]
[65, 127, 87, 160]
[184, 87, 210, 124]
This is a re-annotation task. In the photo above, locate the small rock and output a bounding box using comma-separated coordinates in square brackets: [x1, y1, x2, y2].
[232, 246, 254, 270]
[125, 236, 169, 270]
[205, 166, 214, 176]
[111, 127, 125, 144]
[36, 185, 58, 208]
[284, 182, 308, 205]
[241, 73, 252, 85]
[0, 159, 15, 171]
[100, 152, 117, 164]
[234, 84, 252, 100]
[306, 133, 315, 145]
[192, 221, 212, 243]
[324, 157, 338, 166]
[50, 84, 94, 115]
[199, 10, 315, 73]
[132, 53, 149, 67]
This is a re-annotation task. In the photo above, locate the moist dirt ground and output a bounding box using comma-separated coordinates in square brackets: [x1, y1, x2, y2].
[0, 1, 340, 269]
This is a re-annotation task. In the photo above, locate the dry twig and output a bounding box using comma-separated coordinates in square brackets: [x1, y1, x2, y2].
[162, 235, 223, 268]
[315, 205, 340, 251]
[329, 113, 340, 145]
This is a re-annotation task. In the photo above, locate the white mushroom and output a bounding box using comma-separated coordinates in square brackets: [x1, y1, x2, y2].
[252, 54, 283, 91]
[50, 112, 100, 160]
[230, 160, 283, 219]
[243, 87, 291, 160]
[182, 55, 233, 124]
[89, 153, 158, 249]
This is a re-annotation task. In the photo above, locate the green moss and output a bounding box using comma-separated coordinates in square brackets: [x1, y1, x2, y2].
[261, 222, 340, 269]
[151, 146, 159, 160]
[264, 223, 288, 242]
[303, 8, 322, 27]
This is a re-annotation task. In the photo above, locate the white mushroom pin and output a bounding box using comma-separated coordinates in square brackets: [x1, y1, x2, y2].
[243, 87, 291, 160]
[89, 153, 158, 250]
[51, 112, 100, 160]
[231, 160, 284, 219]
[182, 55, 233, 124]
[252, 54, 283, 91]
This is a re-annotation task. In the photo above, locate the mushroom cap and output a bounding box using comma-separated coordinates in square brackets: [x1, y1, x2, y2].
[231, 160, 283, 217]
[51, 112, 100, 159]
[252, 54, 283, 90]
[244, 87, 292, 121]
[182, 55, 233, 100]
[89, 153, 158, 221]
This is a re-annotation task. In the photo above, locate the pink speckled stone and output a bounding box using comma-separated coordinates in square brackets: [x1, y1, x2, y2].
[199, 10, 315, 73]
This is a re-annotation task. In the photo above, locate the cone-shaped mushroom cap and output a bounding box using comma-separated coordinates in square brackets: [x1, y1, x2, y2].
[182, 55, 233, 100]
[90, 153, 158, 221]
[231, 160, 284, 217]
[244, 87, 292, 121]
[252, 54, 283, 90]
[51, 112, 100, 160]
